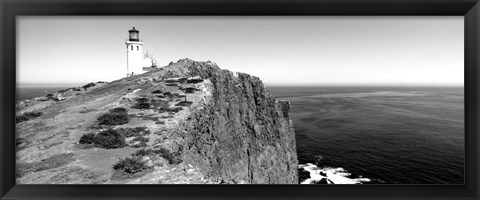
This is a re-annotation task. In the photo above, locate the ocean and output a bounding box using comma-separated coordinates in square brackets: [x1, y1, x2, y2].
[267, 86, 464, 184]
[16, 87, 72, 102]
[17, 86, 465, 184]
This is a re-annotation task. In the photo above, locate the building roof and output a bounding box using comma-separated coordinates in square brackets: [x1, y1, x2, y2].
[129, 27, 139, 32]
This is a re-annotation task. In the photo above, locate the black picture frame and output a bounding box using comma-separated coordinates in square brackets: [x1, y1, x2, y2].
[1, 0, 479, 199]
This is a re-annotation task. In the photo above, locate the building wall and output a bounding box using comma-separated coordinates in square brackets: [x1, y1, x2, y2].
[126, 41, 145, 75]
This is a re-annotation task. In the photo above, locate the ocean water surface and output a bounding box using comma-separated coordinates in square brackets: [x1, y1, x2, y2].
[267, 86, 464, 184]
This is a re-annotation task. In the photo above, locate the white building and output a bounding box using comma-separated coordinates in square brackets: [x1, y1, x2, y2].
[125, 27, 158, 76]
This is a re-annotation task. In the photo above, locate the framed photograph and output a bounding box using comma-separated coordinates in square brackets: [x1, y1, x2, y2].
[1, 0, 479, 199]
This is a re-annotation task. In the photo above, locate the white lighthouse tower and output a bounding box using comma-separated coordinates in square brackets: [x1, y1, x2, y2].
[125, 27, 158, 76]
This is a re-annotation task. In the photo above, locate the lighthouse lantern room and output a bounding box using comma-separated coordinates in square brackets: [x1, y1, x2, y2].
[125, 27, 158, 76]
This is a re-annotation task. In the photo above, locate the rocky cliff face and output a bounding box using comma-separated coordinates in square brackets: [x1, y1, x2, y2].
[178, 61, 298, 184]
[15, 59, 298, 184]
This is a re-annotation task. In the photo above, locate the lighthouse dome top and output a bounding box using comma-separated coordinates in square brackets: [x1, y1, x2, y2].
[129, 27, 139, 32]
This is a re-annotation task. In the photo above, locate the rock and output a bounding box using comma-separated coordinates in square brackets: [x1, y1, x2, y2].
[186, 76, 204, 84]
[298, 168, 311, 183]
[313, 178, 329, 184]
[153, 157, 169, 167]
[141, 156, 154, 168]
[175, 61, 298, 184]
[53, 93, 65, 101]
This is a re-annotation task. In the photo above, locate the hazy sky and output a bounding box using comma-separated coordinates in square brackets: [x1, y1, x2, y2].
[17, 16, 463, 86]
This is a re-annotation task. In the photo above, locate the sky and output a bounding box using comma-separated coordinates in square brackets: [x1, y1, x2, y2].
[17, 16, 464, 86]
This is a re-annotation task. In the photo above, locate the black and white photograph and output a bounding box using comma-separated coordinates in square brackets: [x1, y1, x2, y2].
[15, 16, 464, 184]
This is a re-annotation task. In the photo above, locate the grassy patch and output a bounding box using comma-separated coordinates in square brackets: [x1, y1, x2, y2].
[96, 107, 130, 125]
[130, 136, 149, 148]
[159, 114, 175, 119]
[151, 99, 169, 109]
[117, 126, 150, 138]
[79, 108, 96, 114]
[17, 153, 75, 178]
[93, 129, 126, 149]
[16, 111, 43, 123]
[16, 137, 31, 151]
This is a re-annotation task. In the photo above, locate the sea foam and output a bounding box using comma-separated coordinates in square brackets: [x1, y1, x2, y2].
[299, 163, 371, 184]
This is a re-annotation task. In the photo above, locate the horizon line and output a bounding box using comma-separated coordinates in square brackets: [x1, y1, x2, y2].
[17, 82, 464, 88]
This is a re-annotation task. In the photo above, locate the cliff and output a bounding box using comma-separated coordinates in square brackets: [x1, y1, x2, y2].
[15, 59, 298, 184]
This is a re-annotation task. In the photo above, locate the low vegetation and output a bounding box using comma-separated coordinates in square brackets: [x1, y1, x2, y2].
[180, 87, 199, 94]
[17, 153, 75, 178]
[131, 148, 183, 165]
[16, 111, 43, 123]
[130, 136, 149, 148]
[94, 129, 126, 149]
[113, 157, 150, 174]
[79, 133, 96, 144]
[116, 126, 150, 138]
[132, 97, 151, 110]
[82, 82, 96, 90]
[96, 107, 130, 125]
[155, 148, 183, 165]
[175, 101, 193, 107]
[186, 78, 204, 84]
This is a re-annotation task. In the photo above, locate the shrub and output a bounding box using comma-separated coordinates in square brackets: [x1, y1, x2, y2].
[93, 129, 126, 149]
[131, 148, 182, 165]
[133, 102, 150, 109]
[178, 78, 187, 83]
[133, 98, 151, 110]
[82, 82, 96, 90]
[96, 108, 129, 125]
[181, 87, 199, 94]
[112, 157, 150, 174]
[167, 107, 183, 113]
[156, 148, 183, 165]
[186, 79, 204, 84]
[136, 97, 149, 103]
[16, 111, 43, 123]
[175, 101, 193, 107]
[111, 107, 127, 114]
[79, 133, 96, 144]
[131, 148, 154, 157]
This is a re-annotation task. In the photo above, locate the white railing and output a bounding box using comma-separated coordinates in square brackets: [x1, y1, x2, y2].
[125, 38, 143, 42]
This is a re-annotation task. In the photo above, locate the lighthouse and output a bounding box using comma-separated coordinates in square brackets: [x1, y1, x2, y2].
[125, 27, 158, 76]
